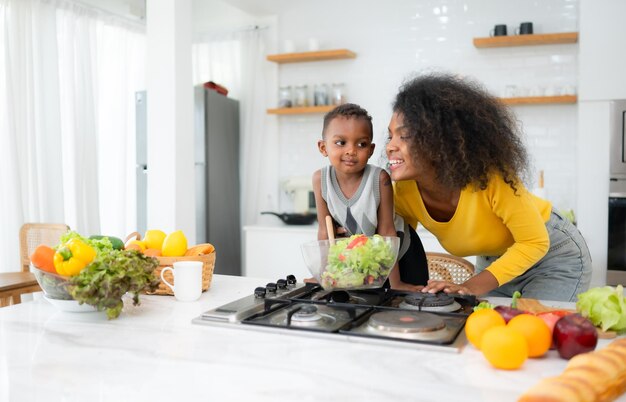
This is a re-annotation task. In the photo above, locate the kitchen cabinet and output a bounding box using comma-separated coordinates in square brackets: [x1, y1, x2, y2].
[266, 48, 356, 115]
[473, 32, 578, 48]
[243, 224, 317, 280]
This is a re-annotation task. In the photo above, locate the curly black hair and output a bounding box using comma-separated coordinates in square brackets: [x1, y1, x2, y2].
[392, 73, 528, 192]
[322, 103, 373, 139]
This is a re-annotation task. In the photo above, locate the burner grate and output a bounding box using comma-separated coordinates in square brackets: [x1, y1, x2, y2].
[404, 292, 454, 308]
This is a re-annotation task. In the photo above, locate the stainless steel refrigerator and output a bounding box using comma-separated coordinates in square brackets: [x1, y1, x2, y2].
[608, 99, 626, 285]
[135, 88, 241, 276]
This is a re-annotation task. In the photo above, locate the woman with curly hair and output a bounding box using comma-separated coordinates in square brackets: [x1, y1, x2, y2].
[386, 73, 591, 301]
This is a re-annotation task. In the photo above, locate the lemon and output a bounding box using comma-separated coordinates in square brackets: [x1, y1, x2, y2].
[144, 229, 167, 250]
[161, 230, 188, 257]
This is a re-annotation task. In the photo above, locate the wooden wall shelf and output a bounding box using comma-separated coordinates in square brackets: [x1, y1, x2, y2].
[266, 49, 356, 64]
[267, 105, 336, 115]
[473, 32, 578, 48]
[500, 95, 577, 105]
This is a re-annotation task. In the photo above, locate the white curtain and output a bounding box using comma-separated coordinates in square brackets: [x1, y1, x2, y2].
[192, 28, 278, 228]
[0, 0, 145, 272]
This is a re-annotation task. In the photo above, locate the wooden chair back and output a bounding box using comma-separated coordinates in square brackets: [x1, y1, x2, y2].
[1, 223, 69, 307]
[19, 223, 69, 272]
[426, 252, 475, 285]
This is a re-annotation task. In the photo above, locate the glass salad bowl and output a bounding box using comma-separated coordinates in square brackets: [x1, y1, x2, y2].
[32, 265, 98, 312]
[31, 264, 73, 300]
[301, 235, 400, 291]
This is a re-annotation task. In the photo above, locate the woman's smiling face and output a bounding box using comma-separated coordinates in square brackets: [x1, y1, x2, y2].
[386, 112, 423, 182]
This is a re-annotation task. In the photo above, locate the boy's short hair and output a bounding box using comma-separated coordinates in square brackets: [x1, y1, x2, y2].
[322, 103, 373, 139]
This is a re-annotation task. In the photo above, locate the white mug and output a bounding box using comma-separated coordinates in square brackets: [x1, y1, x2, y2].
[161, 261, 203, 302]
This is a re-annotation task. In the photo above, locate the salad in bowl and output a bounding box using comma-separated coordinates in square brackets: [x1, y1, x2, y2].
[301, 234, 400, 290]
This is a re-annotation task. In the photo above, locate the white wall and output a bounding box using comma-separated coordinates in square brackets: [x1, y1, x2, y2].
[577, 0, 626, 287]
[266, 0, 579, 214]
[579, 0, 626, 101]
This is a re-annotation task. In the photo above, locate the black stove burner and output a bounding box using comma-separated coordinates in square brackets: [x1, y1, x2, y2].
[292, 305, 322, 322]
[329, 291, 350, 303]
[404, 292, 454, 308]
[304, 288, 389, 306]
[368, 311, 446, 333]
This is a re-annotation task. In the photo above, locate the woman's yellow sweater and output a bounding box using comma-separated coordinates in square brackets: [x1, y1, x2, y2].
[393, 176, 552, 285]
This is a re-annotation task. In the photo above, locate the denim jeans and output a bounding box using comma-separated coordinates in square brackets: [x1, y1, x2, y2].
[475, 210, 592, 302]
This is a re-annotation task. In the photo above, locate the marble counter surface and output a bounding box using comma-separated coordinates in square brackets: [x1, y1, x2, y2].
[0, 275, 623, 402]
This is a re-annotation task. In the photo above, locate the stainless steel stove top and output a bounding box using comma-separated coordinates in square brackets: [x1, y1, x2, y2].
[192, 275, 476, 353]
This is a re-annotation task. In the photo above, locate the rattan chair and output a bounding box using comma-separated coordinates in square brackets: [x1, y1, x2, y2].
[426, 252, 475, 285]
[0, 223, 69, 307]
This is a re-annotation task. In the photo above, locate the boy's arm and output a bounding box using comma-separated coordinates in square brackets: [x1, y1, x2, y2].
[377, 170, 396, 237]
[312, 170, 332, 240]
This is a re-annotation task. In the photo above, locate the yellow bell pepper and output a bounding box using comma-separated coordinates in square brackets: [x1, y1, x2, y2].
[53, 238, 96, 276]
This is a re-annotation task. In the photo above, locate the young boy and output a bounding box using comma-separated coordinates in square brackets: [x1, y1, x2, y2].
[312, 103, 428, 290]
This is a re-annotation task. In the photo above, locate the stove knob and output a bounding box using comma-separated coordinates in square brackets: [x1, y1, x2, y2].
[266, 282, 277, 293]
[254, 287, 267, 298]
[286, 275, 297, 286]
[276, 279, 287, 289]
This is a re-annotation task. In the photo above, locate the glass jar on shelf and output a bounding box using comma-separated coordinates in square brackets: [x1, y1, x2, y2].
[331, 83, 346, 106]
[294, 85, 309, 107]
[314, 83, 329, 106]
[278, 86, 293, 108]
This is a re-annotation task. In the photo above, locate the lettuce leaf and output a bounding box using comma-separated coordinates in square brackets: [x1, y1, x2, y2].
[576, 285, 626, 332]
[59, 230, 114, 255]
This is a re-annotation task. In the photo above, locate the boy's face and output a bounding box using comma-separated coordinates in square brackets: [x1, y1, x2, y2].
[318, 116, 375, 175]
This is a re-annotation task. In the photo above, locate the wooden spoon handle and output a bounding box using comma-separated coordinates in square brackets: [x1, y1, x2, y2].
[325, 216, 335, 242]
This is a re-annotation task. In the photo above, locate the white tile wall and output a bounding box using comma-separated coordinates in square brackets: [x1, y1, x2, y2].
[271, 0, 579, 213]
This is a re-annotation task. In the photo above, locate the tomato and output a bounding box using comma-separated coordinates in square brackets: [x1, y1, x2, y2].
[537, 310, 573, 349]
[346, 235, 368, 249]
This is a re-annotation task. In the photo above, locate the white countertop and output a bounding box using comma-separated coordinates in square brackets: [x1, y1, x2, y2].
[0, 275, 623, 402]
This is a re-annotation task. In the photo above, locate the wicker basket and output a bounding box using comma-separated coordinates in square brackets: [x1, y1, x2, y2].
[125, 232, 216, 296]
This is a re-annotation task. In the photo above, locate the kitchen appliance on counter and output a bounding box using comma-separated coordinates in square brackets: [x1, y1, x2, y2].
[281, 176, 315, 214]
[193, 275, 477, 352]
[608, 99, 626, 286]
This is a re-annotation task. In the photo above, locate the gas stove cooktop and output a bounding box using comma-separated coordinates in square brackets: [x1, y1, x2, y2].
[192, 275, 478, 353]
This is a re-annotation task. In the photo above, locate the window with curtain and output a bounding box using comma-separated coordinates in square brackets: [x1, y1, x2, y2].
[0, 0, 145, 272]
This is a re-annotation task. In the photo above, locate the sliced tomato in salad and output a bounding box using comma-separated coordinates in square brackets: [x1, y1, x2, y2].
[346, 235, 368, 249]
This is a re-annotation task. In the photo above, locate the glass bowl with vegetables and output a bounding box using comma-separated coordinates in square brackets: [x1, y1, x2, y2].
[30, 231, 160, 318]
[301, 235, 400, 290]
[31, 265, 74, 300]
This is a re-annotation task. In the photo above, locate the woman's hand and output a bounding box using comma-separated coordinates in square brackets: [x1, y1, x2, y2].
[422, 279, 471, 295]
